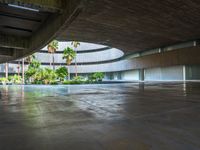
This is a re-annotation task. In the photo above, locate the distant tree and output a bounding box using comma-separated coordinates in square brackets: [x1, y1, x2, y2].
[25, 54, 36, 65]
[34, 68, 57, 84]
[25, 59, 41, 83]
[56, 66, 68, 81]
[71, 41, 80, 77]
[88, 72, 105, 82]
[47, 40, 58, 70]
[62, 47, 76, 80]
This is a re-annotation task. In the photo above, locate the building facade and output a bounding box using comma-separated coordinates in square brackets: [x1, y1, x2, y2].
[1, 41, 200, 81]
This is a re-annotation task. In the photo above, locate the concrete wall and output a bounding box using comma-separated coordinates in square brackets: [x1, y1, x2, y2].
[145, 66, 184, 81]
[186, 65, 200, 80]
[119, 66, 184, 81]
[121, 70, 139, 81]
[37, 48, 123, 63]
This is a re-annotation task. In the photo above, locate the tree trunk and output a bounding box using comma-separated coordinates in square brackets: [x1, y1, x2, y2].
[18, 61, 20, 78]
[75, 55, 78, 77]
[68, 65, 70, 80]
[49, 53, 52, 67]
[22, 58, 25, 84]
[75, 49, 78, 77]
[5, 63, 8, 79]
[52, 53, 55, 70]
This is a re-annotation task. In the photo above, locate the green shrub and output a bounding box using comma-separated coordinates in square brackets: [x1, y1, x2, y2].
[62, 80, 83, 85]
[88, 72, 104, 82]
[8, 75, 22, 84]
[0, 77, 8, 84]
[62, 80, 71, 84]
[50, 80, 59, 85]
[25, 58, 41, 83]
[33, 80, 43, 84]
[73, 76, 84, 81]
[56, 67, 68, 81]
[34, 68, 57, 84]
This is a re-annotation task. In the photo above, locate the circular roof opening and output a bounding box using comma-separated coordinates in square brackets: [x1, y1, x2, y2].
[40, 42, 124, 63]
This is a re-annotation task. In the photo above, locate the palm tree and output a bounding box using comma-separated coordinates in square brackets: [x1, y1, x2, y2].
[24, 54, 36, 83]
[71, 41, 80, 77]
[25, 54, 36, 65]
[62, 47, 76, 80]
[47, 40, 58, 70]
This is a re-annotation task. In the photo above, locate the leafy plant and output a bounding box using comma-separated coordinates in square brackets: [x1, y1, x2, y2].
[47, 40, 58, 70]
[88, 72, 105, 82]
[25, 54, 36, 64]
[72, 76, 85, 84]
[62, 47, 76, 65]
[56, 66, 68, 81]
[62, 80, 82, 85]
[62, 47, 76, 80]
[62, 76, 85, 84]
[8, 75, 22, 84]
[34, 68, 57, 84]
[0, 77, 8, 84]
[25, 59, 41, 83]
[73, 76, 84, 82]
[47, 40, 58, 53]
[71, 41, 80, 77]
[71, 41, 80, 48]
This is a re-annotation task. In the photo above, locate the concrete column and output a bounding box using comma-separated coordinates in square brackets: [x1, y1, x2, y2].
[159, 48, 164, 53]
[183, 65, 186, 81]
[139, 69, 145, 81]
[194, 41, 197, 46]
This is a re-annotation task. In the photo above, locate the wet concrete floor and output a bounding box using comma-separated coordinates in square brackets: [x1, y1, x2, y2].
[0, 82, 200, 150]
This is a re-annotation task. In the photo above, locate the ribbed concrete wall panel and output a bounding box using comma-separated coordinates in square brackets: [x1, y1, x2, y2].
[36, 48, 123, 63]
[186, 65, 200, 80]
[121, 70, 139, 80]
[145, 66, 183, 81]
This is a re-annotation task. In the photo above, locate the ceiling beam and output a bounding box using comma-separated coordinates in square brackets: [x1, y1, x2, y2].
[0, 47, 14, 57]
[0, 0, 65, 12]
[0, 33, 29, 49]
[0, 0, 82, 63]
[28, 0, 82, 55]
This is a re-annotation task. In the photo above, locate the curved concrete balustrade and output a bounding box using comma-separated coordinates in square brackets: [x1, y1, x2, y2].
[2, 45, 200, 81]
[3, 43, 200, 74]
[36, 48, 123, 64]
[41, 42, 109, 52]
[35, 42, 124, 64]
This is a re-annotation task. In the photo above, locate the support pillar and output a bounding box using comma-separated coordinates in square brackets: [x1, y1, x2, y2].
[139, 69, 145, 81]
[183, 65, 186, 81]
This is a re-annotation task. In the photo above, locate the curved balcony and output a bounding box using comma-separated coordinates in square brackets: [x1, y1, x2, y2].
[37, 42, 124, 64]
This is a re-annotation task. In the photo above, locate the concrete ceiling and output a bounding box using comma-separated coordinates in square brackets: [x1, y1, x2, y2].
[0, 0, 82, 63]
[1, 0, 200, 62]
[58, 0, 200, 53]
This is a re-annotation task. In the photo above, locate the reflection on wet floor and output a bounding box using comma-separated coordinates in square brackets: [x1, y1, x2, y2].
[0, 82, 200, 150]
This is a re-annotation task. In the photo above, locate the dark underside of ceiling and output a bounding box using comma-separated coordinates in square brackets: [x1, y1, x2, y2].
[0, 0, 200, 63]
[0, 4, 50, 37]
[57, 0, 200, 53]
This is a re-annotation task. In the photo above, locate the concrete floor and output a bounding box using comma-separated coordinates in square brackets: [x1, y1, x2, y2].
[0, 82, 200, 150]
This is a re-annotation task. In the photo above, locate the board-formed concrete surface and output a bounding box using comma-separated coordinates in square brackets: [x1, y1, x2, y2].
[0, 82, 200, 150]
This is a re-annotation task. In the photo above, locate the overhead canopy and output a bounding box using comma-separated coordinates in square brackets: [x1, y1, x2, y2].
[0, 0, 82, 62]
[58, 0, 200, 53]
[0, 0, 200, 62]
